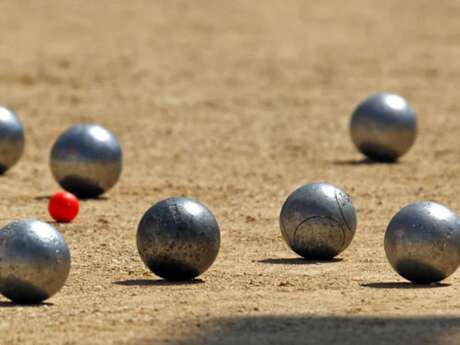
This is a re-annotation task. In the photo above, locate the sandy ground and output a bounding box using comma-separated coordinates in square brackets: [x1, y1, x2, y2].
[1, 0, 460, 344]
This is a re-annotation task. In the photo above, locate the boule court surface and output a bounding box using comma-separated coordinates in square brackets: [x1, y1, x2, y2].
[1, 1, 460, 344]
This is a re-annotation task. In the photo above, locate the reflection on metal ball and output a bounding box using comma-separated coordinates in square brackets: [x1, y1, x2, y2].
[0, 106, 25, 173]
[137, 197, 220, 280]
[50, 124, 122, 198]
[350, 92, 417, 162]
[0, 219, 71, 303]
[280, 183, 357, 259]
[385, 201, 460, 284]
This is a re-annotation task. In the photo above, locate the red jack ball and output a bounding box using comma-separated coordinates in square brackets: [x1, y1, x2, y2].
[48, 191, 80, 223]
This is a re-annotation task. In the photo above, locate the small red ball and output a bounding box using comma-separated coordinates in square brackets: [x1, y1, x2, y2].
[48, 191, 80, 223]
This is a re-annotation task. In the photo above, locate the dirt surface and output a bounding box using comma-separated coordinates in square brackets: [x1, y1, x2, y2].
[1, 1, 460, 344]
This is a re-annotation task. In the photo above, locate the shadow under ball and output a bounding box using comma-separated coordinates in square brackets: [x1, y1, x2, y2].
[0, 219, 71, 303]
[0, 106, 25, 173]
[137, 197, 221, 281]
[350, 92, 417, 162]
[50, 124, 122, 198]
[384, 201, 460, 284]
[280, 183, 357, 259]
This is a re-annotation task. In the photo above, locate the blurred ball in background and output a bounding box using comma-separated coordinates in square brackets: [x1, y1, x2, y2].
[350, 92, 417, 162]
[0, 106, 25, 173]
[50, 123, 122, 198]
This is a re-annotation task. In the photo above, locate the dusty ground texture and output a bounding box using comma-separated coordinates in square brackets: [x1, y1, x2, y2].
[1, 0, 460, 344]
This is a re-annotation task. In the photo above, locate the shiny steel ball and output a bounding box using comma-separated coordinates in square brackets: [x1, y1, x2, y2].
[50, 124, 122, 198]
[0, 220, 71, 303]
[384, 201, 460, 284]
[350, 92, 417, 162]
[0, 106, 25, 173]
[137, 197, 221, 281]
[279, 183, 357, 259]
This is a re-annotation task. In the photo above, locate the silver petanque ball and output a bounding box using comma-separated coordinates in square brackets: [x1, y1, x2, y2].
[0, 219, 71, 303]
[384, 201, 460, 284]
[50, 124, 122, 198]
[350, 92, 417, 162]
[0, 106, 25, 173]
[280, 183, 357, 259]
[137, 197, 221, 281]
